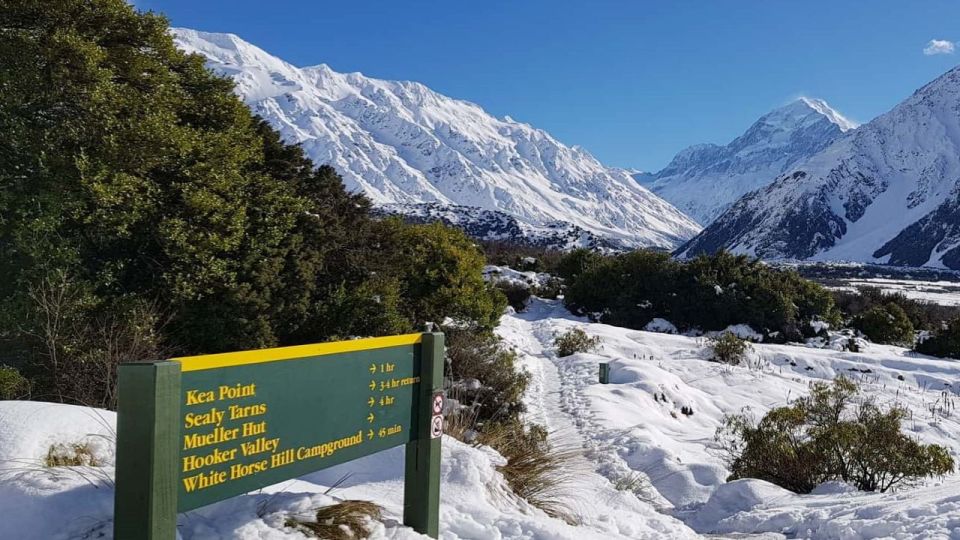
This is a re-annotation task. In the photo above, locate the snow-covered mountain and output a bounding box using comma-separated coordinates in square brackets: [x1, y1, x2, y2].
[635, 98, 856, 225]
[172, 28, 700, 249]
[679, 65, 960, 269]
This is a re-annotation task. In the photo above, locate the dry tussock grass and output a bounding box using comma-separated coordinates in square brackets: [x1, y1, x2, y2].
[287, 500, 383, 539]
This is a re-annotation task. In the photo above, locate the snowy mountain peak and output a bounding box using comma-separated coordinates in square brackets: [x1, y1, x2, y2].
[172, 28, 700, 249]
[637, 97, 854, 225]
[754, 97, 858, 134]
[794, 97, 858, 131]
[678, 64, 960, 269]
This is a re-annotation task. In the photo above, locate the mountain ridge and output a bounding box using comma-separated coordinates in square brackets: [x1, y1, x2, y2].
[173, 28, 700, 249]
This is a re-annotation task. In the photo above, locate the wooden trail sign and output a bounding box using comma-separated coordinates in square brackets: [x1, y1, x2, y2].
[114, 332, 445, 539]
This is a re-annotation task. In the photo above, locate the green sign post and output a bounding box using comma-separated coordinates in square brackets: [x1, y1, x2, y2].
[114, 332, 444, 539]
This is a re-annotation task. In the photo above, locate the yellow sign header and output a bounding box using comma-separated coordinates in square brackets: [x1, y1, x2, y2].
[174, 333, 424, 372]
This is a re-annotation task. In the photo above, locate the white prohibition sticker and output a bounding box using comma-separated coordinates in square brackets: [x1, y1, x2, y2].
[432, 394, 444, 415]
[430, 414, 443, 439]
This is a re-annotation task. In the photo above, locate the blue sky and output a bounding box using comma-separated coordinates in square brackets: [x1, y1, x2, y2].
[137, 0, 959, 171]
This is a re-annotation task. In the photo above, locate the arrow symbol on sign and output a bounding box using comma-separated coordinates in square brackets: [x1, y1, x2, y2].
[368, 397, 375, 407]
[367, 430, 374, 440]
[369, 364, 377, 374]
[367, 413, 375, 423]
[369, 380, 376, 391]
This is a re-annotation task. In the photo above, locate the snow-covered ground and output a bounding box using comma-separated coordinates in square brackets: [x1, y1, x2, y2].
[827, 277, 960, 307]
[4, 297, 960, 539]
[0, 398, 696, 539]
[497, 298, 960, 539]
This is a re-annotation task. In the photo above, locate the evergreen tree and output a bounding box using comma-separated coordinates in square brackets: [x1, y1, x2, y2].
[0, 0, 506, 405]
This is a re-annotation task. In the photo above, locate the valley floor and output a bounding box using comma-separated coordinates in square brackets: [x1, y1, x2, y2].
[3, 298, 960, 539]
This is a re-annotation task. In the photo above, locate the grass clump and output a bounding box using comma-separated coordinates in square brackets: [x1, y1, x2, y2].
[554, 328, 601, 358]
[287, 500, 383, 539]
[44, 442, 102, 467]
[479, 422, 579, 524]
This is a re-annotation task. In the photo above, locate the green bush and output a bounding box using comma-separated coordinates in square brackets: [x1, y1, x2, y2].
[555, 248, 603, 281]
[532, 277, 563, 300]
[496, 282, 533, 312]
[374, 220, 506, 332]
[0, 366, 30, 400]
[915, 318, 960, 359]
[554, 328, 601, 357]
[708, 333, 751, 365]
[852, 303, 915, 345]
[717, 377, 954, 493]
[445, 330, 529, 425]
[834, 286, 960, 332]
[480, 242, 564, 275]
[563, 250, 840, 340]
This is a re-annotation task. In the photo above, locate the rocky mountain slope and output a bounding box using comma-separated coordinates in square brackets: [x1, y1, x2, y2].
[679, 65, 960, 269]
[173, 28, 700, 249]
[636, 97, 856, 225]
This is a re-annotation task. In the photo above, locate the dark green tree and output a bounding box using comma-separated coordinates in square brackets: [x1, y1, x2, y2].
[915, 318, 960, 359]
[0, 0, 508, 407]
[852, 303, 915, 345]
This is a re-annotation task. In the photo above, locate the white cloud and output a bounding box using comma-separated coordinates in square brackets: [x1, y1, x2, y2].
[923, 39, 956, 56]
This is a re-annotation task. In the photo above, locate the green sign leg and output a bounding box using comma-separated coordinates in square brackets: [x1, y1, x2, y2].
[403, 332, 444, 537]
[114, 361, 181, 539]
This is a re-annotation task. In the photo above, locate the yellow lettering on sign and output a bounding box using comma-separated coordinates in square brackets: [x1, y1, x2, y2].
[229, 403, 267, 420]
[379, 376, 420, 391]
[378, 424, 403, 438]
[241, 421, 267, 437]
[240, 437, 279, 456]
[218, 383, 256, 400]
[182, 469, 227, 492]
[185, 389, 215, 405]
[296, 431, 364, 461]
[183, 427, 240, 450]
[182, 447, 237, 473]
[183, 407, 225, 429]
[271, 449, 296, 468]
[229, 460, 268, 480]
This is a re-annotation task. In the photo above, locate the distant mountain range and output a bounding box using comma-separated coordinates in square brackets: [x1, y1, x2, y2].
[173, 29, 960, 269]
[173, 28, 700, 250]
[679, 65, 960, 270]
[635, 97, 856, 226]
